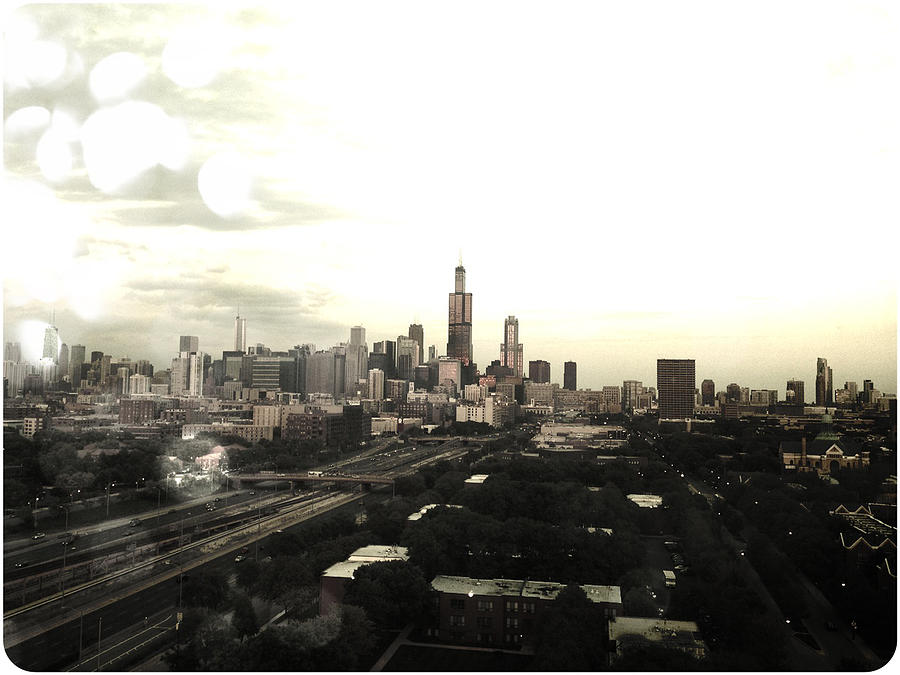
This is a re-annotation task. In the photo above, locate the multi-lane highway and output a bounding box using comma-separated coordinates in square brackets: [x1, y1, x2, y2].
[2, 436, 473, 670]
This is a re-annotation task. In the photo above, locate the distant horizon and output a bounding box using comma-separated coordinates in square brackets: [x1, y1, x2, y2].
[3, 3, 897, 397]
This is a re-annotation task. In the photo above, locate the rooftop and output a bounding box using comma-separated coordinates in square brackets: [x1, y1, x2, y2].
[431, 575, 621, 605]
[321, 545, 409, 579]
[609, 617, 706, 653]
[627, 494, 663, 508]
[464, 474, 489, 485]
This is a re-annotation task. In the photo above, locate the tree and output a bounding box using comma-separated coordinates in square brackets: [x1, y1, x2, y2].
[231, 592, 259, 641]
[343, 560, 430, 628]
[532, 585, 607, 671]
[181, 570, 229, 610]
[257, 556, 312, 611]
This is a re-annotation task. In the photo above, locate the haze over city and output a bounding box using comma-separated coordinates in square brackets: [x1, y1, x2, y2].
[4, 1, 898, 392]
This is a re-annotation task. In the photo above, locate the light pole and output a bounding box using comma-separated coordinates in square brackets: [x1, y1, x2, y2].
[155, 487, 161, 525]
[32, 496, 40, 529]
[60, 543, 69, 608]
[97, 617, 102, 671]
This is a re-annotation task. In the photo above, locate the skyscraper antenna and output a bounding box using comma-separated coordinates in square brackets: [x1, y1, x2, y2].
[458, 249, 462, 266]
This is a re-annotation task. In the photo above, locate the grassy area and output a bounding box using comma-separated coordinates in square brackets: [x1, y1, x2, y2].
[383, 644, 533, 672]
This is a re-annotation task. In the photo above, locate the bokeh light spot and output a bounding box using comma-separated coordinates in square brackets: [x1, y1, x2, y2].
[81, 101, 187, 193]
[89, 51, 147, 103]
[197, 151, 253, 218]
[36, 129, 74, 182]
[4, 106, 51, 139]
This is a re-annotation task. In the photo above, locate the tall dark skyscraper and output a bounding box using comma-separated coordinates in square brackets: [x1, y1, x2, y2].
[701, 379, 715, 406]
[657, 358, 696, 419]
[529, 359, 551, 383]
[563, 361, 577, 390]
[408, 323, 424, 365]
[447, 261, 473, 365]
[816, 357, 833, 405]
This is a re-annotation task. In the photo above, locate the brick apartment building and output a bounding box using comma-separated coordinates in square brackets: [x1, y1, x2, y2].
[430, 575, 622, 647]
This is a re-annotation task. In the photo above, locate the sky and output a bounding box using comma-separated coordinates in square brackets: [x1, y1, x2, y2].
[2, 1, 898, 394]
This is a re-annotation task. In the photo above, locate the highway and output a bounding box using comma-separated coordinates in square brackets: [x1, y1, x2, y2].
[2, 436, 475, 670]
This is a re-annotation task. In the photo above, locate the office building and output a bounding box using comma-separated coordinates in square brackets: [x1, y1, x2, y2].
[622, 380, 643, 411]
[438, 357, 462, 396]
[657, 359, 696, 419]
[528, 360, 550, 383]
[234, 315, 247, 352]
[179, 335, 199, 354]
[816, 357, 833, 406]
[372, 340, 396, 379]
[725, 383, 741, 402]
[42, 323, 59, 362]
[396, 336, 420, 381]
[367, 368, 385, 400]
[786, 379, 805, 406]
[4, 342, 22, 363]
[408, 323, 424, 365]
[68, 344, 85, 386]
[563, 361, 577, 391]
[447, 261, 473, 365]
[701, 379, 715, 406]
[499, 315, 524, 377]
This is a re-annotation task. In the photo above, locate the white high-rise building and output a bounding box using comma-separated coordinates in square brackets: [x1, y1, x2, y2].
[234, 315, 247, 353]
[367, 368, 385, 401]
[129, 373, 150, 395]
[188, 352, 205, 396]
[42, 324, 60, 362]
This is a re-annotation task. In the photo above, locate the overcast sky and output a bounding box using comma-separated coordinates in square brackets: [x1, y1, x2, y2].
[3, 1, 897, 393]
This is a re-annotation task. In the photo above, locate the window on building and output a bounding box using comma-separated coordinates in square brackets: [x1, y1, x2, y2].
[505, 617, 519, 629]
[450, 598, 466, 610]
[476, 616, 493, 628]
[449, 615, 465, 627]
[522, 601, 535, 614]
[449, 631, 465, 641]
[476, 632, 494, 644]
[503, 633, 521, 644]
[505, 600, 519, 612]
[476, 599, 494, 612]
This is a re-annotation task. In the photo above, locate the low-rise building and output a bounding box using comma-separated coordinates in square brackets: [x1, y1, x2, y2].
[608, 617, 707, 664]
[430, 575, 622, 647]
[319, 545, 409, 615]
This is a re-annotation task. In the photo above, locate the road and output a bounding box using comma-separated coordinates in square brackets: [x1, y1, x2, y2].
[647, 429, 884, 669]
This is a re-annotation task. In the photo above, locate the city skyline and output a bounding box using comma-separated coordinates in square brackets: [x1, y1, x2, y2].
[3, 2, 898, 394]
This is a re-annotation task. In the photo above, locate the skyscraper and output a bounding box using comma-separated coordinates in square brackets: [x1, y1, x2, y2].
[657, 359, 696, 419]
[701, 379, 715, 406]
[447, 261, 473, 365]
[69, 344, 85, 386]
[367, 368, 385, 400]
[396, 336, 419, 381]
[4, 342, 21, 363]
[408, 324, 424, 365]
[529, 360, 551, 383]
[500, 315, 524, 377]
[42, 323, 59, 362]
[786, 379, 805, 406]
[179, 336, 199, 354]
[234, 315, 247, 353]
[563, 361, 577, 391]
[816, 357, 833, 405]
[622, 380, 643, 411]
[59, 343, 69, 381]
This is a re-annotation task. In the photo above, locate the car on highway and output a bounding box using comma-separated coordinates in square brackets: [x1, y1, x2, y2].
[31, 533, 45, 540]
[234, 555, 246, 563]
[248, 491, 256, 495]
[129, 518, 141, 527]
[14, 560, 30, 568]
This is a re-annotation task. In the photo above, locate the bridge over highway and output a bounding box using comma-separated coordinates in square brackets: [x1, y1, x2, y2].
[233, 472, 395, 486]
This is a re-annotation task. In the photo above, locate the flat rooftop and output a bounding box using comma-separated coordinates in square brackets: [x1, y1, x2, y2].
[627, 493, 663, 508]
[321, 545, 409, 578]
[431, 575, 621, 605]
